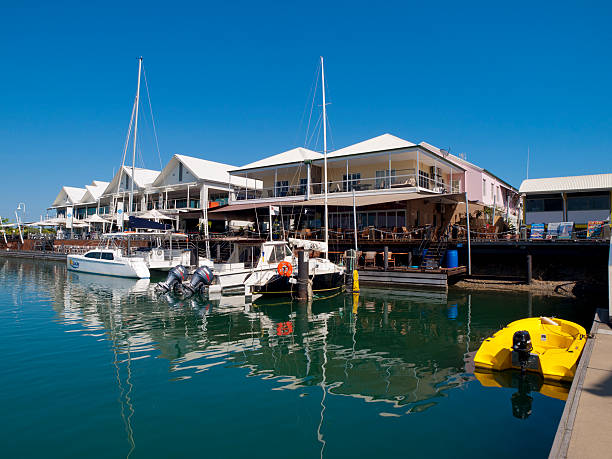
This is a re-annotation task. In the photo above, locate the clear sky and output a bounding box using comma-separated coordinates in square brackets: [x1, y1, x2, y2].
[1, 1, 611, 220]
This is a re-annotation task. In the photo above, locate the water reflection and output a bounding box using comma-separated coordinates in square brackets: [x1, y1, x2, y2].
[0, 258, 586, 458]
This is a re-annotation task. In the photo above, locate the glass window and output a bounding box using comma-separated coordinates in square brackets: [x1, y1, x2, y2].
[397, 212, 406, 228]
[84, 252, 101, 259]
[100, 252, 114, 260]
[275, 181, 289, 197]
[342, 173, 361, 191]
[178, 163, 183, 182]
[483, 179, 486, 196]
[419, 170, 430, 188]
[375, 170, 386, 189]
[377, 213, 386, 227]
[526, 196, 563, 212]
[567, 193, 610, 211]
[268, 244, 286, 263]
[299, 178, 308, 195]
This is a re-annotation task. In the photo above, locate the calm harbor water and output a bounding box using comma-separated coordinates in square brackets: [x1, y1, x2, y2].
[0, 258, 594, 458]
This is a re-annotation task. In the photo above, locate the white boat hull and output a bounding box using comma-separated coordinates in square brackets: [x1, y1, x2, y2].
[67, 255, 150, 279]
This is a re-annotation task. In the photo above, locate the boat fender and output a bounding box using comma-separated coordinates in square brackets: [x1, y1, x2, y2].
[540, 317, 559, 326]
[277, 261, 293, 277]
[156, 249, 163, 257]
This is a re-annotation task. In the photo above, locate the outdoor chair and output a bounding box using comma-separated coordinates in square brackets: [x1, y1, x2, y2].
[364, 251, 377, 268]
[386, 251, 396, 268]
[361, 228, 370, 240]
[401, 227, 411, 240]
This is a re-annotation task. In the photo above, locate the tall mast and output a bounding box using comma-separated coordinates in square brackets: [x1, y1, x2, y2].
[130, 57, 143, 215]
[321, 56, 328, 259]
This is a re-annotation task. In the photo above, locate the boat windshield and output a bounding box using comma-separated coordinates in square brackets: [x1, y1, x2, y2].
[228, 244, 262, 268]
[267, 244, 289, 264]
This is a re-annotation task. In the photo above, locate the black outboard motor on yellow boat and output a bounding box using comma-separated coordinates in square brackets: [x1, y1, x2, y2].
[182, 266, 214, 297]
[512, 330, 533, 373]
[155, 265, 188, 294]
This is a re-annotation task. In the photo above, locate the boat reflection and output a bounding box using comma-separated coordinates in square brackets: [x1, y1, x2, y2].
[474, 369, 570, 419]
[5, 258, 570, 420]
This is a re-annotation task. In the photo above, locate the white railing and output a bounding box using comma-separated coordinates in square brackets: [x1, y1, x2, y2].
[232, 172, 462, 202]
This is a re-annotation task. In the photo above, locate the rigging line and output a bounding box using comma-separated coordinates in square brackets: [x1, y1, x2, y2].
[306, 112, 323, 149]
[117, 97, 137, 195]
[304, 62, 321, 147]
[295, 61, 321, 147]
[142, 66, 163, 170]
[325, 110, 335, 152]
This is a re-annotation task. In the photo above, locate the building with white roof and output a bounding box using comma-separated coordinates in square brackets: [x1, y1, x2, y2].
[519, 173, 612, 225]
[419, 142, 520, 225]
[223, 134, 467, 231]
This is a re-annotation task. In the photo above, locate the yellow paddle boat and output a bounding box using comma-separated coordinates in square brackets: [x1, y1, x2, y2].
[474, 317, 587, 382]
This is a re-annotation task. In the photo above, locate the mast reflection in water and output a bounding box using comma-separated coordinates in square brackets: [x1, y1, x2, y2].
[0, 258, 589, 458]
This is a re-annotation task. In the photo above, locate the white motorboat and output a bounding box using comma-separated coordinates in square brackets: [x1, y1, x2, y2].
[122, 231, 214, 272]
[212, 239, 344, 296]
[67, 248, 150, 279]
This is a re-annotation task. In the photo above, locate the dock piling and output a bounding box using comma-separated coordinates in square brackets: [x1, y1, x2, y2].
[297, 250, 309, 301]
[526, 254, 532, 285]
[384, 246, 389, 271]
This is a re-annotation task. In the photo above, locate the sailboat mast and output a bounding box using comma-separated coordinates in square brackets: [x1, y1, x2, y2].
[321, 56, 329, 259]
[130, 57, 143, 215]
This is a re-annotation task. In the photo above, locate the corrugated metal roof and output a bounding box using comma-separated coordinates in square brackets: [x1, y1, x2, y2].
[152, 154, 254, 188]
[519, 173, 612, 194]
[236, 147, 322, 171]
[327, 133, 416, 158]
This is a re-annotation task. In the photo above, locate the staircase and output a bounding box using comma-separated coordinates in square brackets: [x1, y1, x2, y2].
[420, 238, 448, 269]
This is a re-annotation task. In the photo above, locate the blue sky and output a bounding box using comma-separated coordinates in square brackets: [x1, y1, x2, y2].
[1, 1, 611, 220]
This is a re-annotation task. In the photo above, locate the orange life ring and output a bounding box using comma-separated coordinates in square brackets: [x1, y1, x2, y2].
[277, 261, 293, 277]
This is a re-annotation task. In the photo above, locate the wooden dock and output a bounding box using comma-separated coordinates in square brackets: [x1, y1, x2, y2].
[550, 308, 612, 458]
[358, 266, 466, 289]
[0, 250, 66, 261]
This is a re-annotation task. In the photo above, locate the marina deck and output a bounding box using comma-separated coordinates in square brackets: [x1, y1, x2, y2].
[358, 266, 466, 289]
[550, 309, 612, 458]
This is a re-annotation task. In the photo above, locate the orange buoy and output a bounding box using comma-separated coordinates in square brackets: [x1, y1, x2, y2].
[277, 261, 293, 277]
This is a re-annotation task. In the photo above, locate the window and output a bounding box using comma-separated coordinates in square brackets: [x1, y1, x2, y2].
[491, 183, 494, 199]
[525, 195, 563, 212]
[268, 244, 286, 263]
[419, 170, 430, 188]
[100, 252, 114, 260]
[483, 179, 486, 196]
[178, 163, 183, 182]
[124, 174, 130, 190]
[375, 170, 396, 189]
[567, 193, 610, 211]
[84, 252, 101, 259]
[299, 178, 308, 195]
[343, 173, 361, 191]
[275, 181, 289, 197]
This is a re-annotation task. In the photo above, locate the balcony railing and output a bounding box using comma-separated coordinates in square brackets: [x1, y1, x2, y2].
[233, 173, 461, 201]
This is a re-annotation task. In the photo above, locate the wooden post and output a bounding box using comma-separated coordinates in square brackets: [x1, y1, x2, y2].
[297, 250, 309, 301]
[384, 246, 389, 271]
[526, 254, 532, 285]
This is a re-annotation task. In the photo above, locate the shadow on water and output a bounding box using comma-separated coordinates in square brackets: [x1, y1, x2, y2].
[0, 257, 596, 458]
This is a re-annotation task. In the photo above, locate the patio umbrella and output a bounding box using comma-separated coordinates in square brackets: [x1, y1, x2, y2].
[140, 209, 175, 221]
[84, 214, 111, 232]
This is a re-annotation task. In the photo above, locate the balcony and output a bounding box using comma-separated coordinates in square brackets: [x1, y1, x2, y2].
[233, 172, 462, 202]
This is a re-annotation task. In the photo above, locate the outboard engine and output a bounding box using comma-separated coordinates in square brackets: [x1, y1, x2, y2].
[182, 266, 214, 296]
[512, 330, 533, 372]
[155, 265, 188, 294]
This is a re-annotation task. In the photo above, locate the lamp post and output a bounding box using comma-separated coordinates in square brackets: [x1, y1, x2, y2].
[15, 202, 26, 244]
